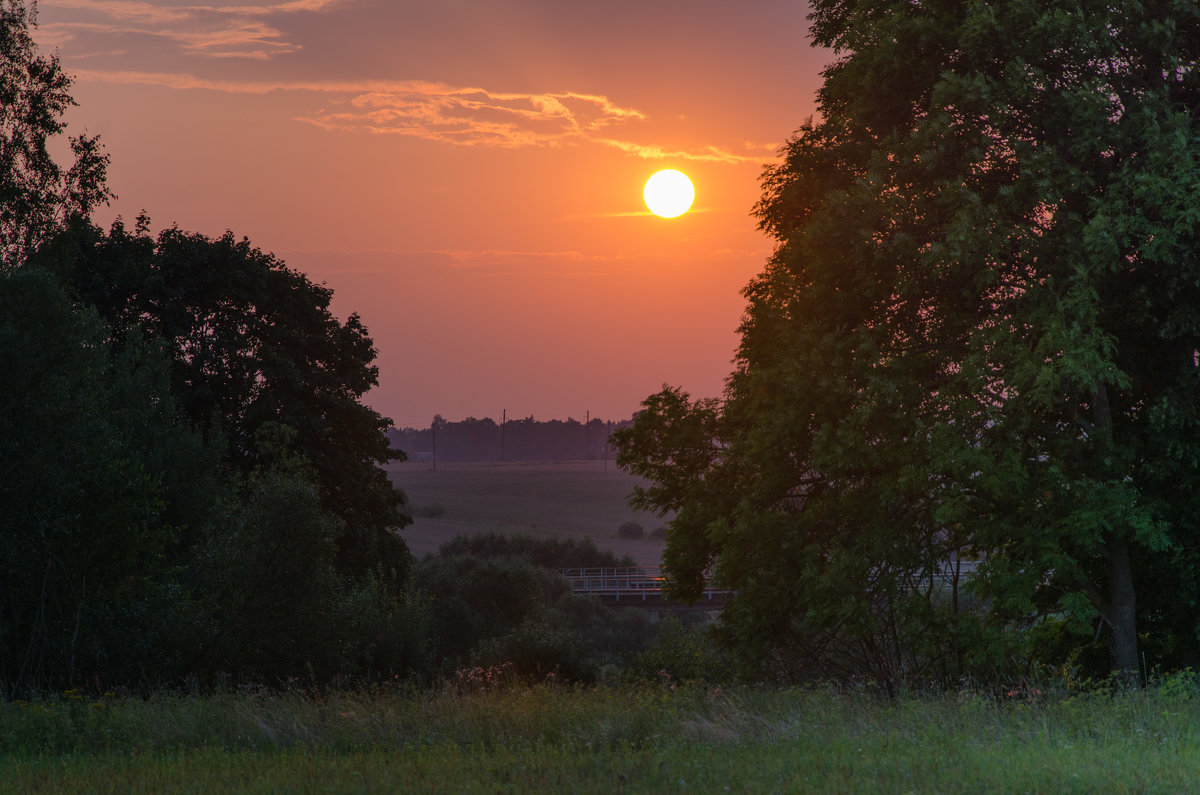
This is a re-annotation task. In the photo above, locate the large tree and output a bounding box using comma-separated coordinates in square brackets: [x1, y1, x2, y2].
[0, 0, 109, 271]
[0, 263, 420, 691]
[37, 219, 413, 585]
[616, 1, 1200, 685]
[0, 266, 225, 691]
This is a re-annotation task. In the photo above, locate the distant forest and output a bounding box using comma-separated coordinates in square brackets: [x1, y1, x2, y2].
[390, 416, 633, 463]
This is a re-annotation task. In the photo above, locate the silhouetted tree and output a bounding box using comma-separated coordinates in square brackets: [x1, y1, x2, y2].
[0, 267, 221, 692]
[617, 1, 1200, 685]
[37, 219, 413, 585]
[0, 1, 110, 271]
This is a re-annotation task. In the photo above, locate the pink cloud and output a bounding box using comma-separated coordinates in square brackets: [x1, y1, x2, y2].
[66, 68, 764, 161]
[41, 0, 354, 59]
[299, 88, 646, 149]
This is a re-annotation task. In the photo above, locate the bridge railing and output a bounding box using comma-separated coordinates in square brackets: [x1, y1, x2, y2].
[558, 567, 730, 601]
[558, 567, 664, 599]
[560, 561, 979, 603]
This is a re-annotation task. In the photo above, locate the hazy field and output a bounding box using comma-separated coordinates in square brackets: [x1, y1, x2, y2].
[388, 461, 668, 567]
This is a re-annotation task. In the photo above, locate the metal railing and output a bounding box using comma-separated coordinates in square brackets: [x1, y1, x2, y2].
[559, 567, 729, 601]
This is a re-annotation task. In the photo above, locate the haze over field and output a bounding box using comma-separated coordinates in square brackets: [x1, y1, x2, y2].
[35, 0, 829, 427]
[391, 461, 667, 567]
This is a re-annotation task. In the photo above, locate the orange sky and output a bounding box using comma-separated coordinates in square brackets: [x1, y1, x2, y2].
[36, 0, 829, 428]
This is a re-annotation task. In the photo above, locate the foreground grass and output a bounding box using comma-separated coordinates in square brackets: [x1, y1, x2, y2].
[4, 680, 1200, 793]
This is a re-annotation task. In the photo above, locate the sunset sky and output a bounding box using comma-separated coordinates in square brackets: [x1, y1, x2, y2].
[35, 0, 829, 428]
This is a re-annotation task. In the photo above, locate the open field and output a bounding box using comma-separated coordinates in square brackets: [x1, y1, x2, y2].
[6, 682, 1200, 792]
[389, 461, 668, 567]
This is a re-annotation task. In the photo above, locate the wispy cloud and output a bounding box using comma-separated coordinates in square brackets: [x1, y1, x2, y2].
[68, 68, 766, 162]
[282, 247, 633, 277]
[66, 70, 442, 93]
[435, 248, 602, 269]
[300, 91, 759, 162]
[41, 0, 351, 59]
[298, 87, 646, 149]
[291, 246, 763, 275]
[43, 0, 773, 164]
[42, 20, 299, 59]
[44, 0, 351, 21]
[558, 208, 722, 221]
[594, 138, 758, 165]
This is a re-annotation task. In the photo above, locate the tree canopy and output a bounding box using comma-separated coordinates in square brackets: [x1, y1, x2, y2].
[0, 0, 109, 271]
[35, 218, 413, 584]
[0, 266, 216, 688]
[616, 0, 1200, 685]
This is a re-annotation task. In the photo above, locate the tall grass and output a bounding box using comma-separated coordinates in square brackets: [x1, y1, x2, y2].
[5, 677, 1200, 792]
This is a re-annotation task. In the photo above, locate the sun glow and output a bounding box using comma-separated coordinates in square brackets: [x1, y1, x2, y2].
[643, 169, 695, 218]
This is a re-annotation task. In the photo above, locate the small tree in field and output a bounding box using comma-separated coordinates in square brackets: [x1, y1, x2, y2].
[616, 1, 1200, 686]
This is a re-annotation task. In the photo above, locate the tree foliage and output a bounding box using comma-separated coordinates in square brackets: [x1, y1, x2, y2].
[0, 264, 429, 693]
[0, 267, 222, 689]
[36, 218, 413, 584]
[0, 1, 109, 271]
[616, 1, 1200, 685]
[413, 533, 650, 681]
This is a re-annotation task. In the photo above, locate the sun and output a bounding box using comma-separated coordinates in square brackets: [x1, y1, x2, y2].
[644, 169, 695, 218]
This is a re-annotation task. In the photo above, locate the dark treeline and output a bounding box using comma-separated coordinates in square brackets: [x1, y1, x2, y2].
[390, 416, 632, 463]
[615, 1, 1200, 688]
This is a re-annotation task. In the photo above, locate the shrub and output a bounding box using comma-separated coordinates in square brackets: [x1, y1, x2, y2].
[414, 534, 658, 680]
[198, 466, 344, 681]
[410, 503, 446, 518]
[629, 614, 733, 684]
[617, 522, 645, 539]
[473, 615, 596, 682]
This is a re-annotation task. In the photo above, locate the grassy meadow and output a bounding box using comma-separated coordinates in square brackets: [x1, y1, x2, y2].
[389, 461, 669, 566]
[5, 680, 1200, 792]
[10, 465, 1194, 792]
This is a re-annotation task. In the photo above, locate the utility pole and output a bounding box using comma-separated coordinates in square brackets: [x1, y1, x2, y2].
[500, 408, 506, 462]
[604, 420, 609, 471]
[585, 409, 590, 460]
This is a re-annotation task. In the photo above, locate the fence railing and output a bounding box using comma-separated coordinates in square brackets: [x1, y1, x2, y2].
[558, 567, 729, 601]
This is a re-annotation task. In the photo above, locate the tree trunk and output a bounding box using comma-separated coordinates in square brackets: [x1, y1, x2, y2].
[1106, 535, 1139, 686]
[1093, 384, 1139, 686]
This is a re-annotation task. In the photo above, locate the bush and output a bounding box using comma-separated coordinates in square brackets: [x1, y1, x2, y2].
[198, 466, 344, 681]
[629, 614, 733, 684]
[410, 503, 446, 518]
[414, 534, 659, 680]
[650, 525, 668, 540]
[617, 522, 645, 539]
[473, 615, 596, 682]
[415, 555, 570, 665]
[336, 576, 434, 681]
